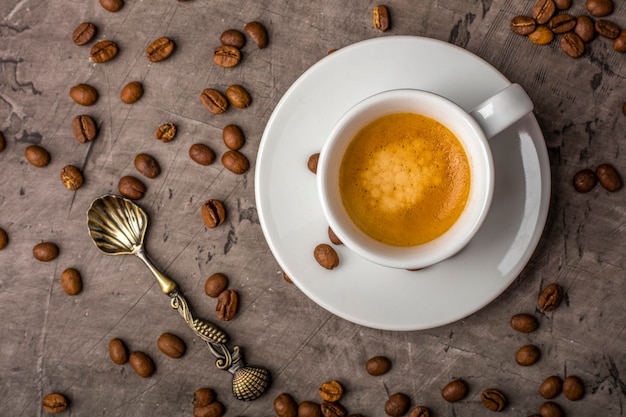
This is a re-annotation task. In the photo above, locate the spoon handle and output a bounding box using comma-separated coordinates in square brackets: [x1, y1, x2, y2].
[134, 247, 178, 294]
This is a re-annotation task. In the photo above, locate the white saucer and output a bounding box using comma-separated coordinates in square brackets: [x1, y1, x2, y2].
[255, 36, 551, 331]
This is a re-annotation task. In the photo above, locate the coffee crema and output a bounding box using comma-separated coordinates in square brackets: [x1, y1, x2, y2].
[338, 112, 470, 246]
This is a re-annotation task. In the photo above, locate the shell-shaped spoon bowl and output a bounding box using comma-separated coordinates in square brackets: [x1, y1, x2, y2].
[87, 195, 147, 255]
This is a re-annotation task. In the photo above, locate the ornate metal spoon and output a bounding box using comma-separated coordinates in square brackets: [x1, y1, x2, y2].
[86, 194, 270, 401]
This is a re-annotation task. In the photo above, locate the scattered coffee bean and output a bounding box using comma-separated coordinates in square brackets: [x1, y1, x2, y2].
[328, 226, 342, 245]
[118, 175, 147, 200]
[157, 332, 186, 358]
[25, 145, 51, 167]
[222, 124, 245, 150]
[274, 393, 298, 417]
[365, 355, 391, 375]
[282, 271, 293, 283]
[244, 21, 269, 48]
[385, 393, 410, 417]
[573, 169, 597, 192]
[146, 37, 175, 62]
[0, 228, 7, 250]
[408, 406, 430, 417]
[549, 14, 576, 34]
[129, 351, 155, 377]
[533, 0, 556, 25]
[0, 131, 5, 152]
[33, 242, 59, 262]
[314, 243, 339, 270]
[299, 401, 322, 417]
[441, 379, 468, 402]
[511, 16, 537, 35]
[516, 344, 541, 366]
[560, 32, 585, 57]
[320, 401, 347, 417]
[60, 165, 84, 190]
[216, 289, 238, 321]
[134, 153, 161, 178]
[72, 115, 97, 143]
[538, 283, 564, 312]
[42, 393, 68, 414]
[60, 268, 82, 295]
[586, 0, 613, 17]
[120, 81, 144, 104]
[189, 143, 216, 166]
[529, 26, 554, 45]
[554, 0, 572, 9]
[539, 375, 563, 399]
[70, 83, 98, 106]
[575, 15, 596, 42]
[563, 375, 584, 400]
[193, 388, 216, 407]
[221, 150, 249, 174]
[328, 48, 339, 54]
[194, 401, 224, 417]
[373, 5, 390, 32]
[100, 0, 124, 12]
[201, 199, 226, 228]
[200, 88, 228, 114]
[595, 19, 620, 39]
[539, 401, 564, 417]
[226, 84, 251, 108]
[480, 388, 506, 412]
[213, 45, 241, 68]
[318, 380, 344, 402]
[510, 313, 539, 333]
[596, 163, 622, 191]
[73, 22, 97, 45]
[613, 30, 626, 52]
[156, 122, 177, 142]
[108, 338, 129, 365]
[308, 153, 320, 174]
[205, 273, 229, 298]
[221, 29, 246, 48]
[90, 40, 118, 63]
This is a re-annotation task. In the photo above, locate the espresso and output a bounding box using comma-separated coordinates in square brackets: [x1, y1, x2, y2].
[339, 113, 470, 247]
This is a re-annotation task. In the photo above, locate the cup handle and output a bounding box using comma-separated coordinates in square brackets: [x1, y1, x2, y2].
[469, 83, 534, 140]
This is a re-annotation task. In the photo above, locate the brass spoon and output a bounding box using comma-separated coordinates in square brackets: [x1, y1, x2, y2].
[86, 194, 270, 401]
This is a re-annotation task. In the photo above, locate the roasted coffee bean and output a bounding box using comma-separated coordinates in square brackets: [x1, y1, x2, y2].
[193, 401, 224, 417]
[189, 143, 216, 166]
[200, 89, 228, 114]
[510, 313, 539, 333]
[549, 14, 576, 33]
[61, 165, 84, 190]
[539, 375, 563, 399]
[299, 401, 322, 417]
[282, 271, 293, 283]
[308, 153, 320, 174]
[539, 401, 564, 417]
[595, 19, 620, 38]
[563, 375, 584, 400]
[157, 332, 186, 358]
[533, 0, 556, 25]
[61, 268, 82, 295]
[70, 84, 98, 106]
[216, 289, 238, 320]
[529, 26, 554, 44]
[42, 393, 68, 414]
[213, 45, 241, 68]
[201, 199, 226, 228]
[221, 150, 249, 174]
[134, 153, 160, 178]
[205, 273, 228, 298]
[193, 388, 216, 407]
[129, 351, 155, 377]
[225, 85, 251, 108]
[0, 131, 5, 152]
[586, 0, 613, 17]
[573, 169, 597, 192]
[408, 406, 430, 417]
[109, 338, 129, 365]
[222, 124, 245, 150]
[560, 32, 585, 57]
[385, 393, 410, 417]
[538, 283, 564, 311]
[320, 401, 347, 417]
[220, 29, 246, 48]
[613, 30, 626, 52]
[146, 37, 175, 62]
[314, 244, 339, 270]
[373, 5, 390, 32]
[319, 380, 343, 402]
[516, 344, 541, 366]
[554, 0, 572, 9]
[481, 389, 506, 412]
[596, 163, 622, 191]
[90, 40, 118, 63]
[73, 22, 97, 45]
[25, 145, 51, 167]
[245, 21, 269, 48]
[72, 115, 97, 143]
[274, 393, 298, 417]
[100, 0, 124, 12]
[441, 379, 468, 402]
[575, 15, 596, 41]
[33, 242, 59, 262]
[328, 226, 342, 245]
[156, 122, 177, 142]
[120, 81, 143, 104]
[0, 228, 7, 250]
[511, 16, 537, 35]
[366, 355, 391, 375]
[118, 176, 146, 200]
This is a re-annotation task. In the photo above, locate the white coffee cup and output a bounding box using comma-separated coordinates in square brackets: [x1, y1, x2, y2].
[317, 84, 533, 270]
